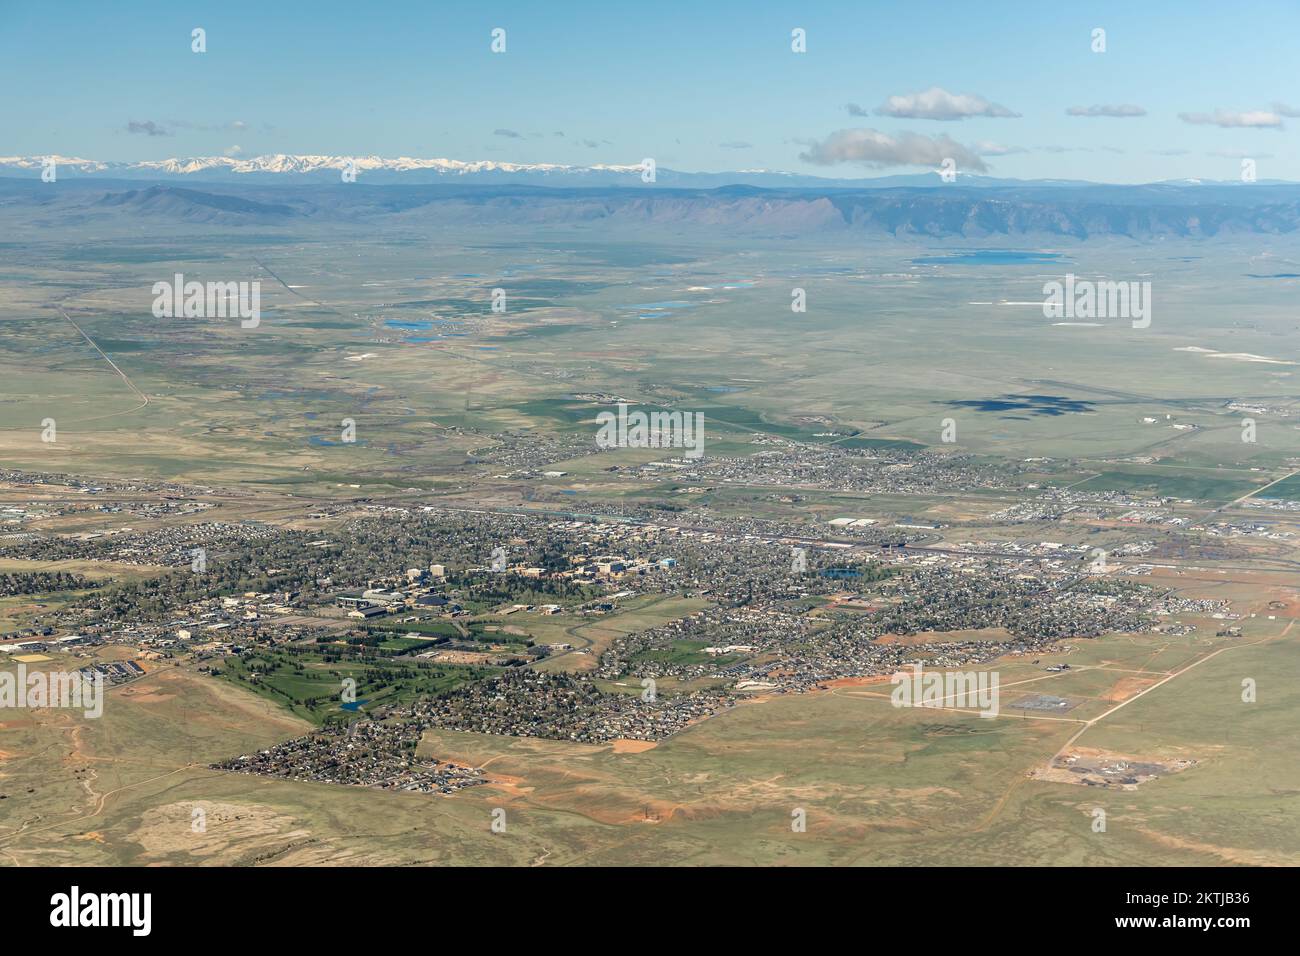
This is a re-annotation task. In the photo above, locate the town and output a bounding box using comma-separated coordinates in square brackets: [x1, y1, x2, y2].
[3, 456, 1268, 793]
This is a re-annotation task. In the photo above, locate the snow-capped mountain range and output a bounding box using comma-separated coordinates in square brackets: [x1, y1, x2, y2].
[2, 154, 1291, 191]
[0, 153, 1025, 188]
[0, 153, 647, 180]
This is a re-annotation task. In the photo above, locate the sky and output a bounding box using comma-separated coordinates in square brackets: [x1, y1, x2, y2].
[3, 0, 1300, 183]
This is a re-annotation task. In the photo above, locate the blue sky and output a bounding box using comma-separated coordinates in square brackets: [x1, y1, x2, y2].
[3, 0, 1299, 182]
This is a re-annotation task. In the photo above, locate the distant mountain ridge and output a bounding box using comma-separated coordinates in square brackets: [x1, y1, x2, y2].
[95, 185, 299, 220]
[9, 175, 1300, 239]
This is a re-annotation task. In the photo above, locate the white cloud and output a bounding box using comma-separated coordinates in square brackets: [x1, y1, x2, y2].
[799, 128, 989, 172]
[1178, 109, 1282, 129]
[875, 87, 1019, 121]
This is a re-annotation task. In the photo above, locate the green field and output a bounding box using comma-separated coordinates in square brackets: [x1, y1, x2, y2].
[214, 647, 493, 725]
[1073, 468, 1266, 502]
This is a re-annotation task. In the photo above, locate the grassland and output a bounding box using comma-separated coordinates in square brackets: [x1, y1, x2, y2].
[1, 602, 1295, 866]
[3, 230, 1299, 493]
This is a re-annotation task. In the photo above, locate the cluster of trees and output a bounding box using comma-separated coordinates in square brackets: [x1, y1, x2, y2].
[0, 570, 100, 596]
[450, 570, 603, 606]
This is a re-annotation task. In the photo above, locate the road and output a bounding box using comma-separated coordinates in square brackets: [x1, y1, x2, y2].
[56, 307, 150, 423]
